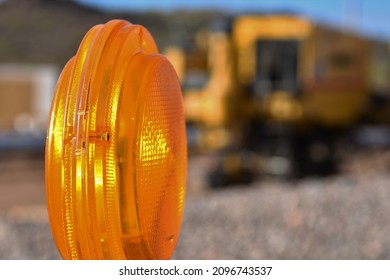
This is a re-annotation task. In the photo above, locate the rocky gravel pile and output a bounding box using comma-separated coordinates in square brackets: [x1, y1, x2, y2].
[1, 149, 390, 259]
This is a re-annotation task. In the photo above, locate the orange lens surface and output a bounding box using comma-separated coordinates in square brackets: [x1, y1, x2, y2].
[45, 20, 187, 260]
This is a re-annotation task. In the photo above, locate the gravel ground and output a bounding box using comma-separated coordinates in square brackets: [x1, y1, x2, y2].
[0, 211, 60, 260]
[175, 174, 390, 259]
[1, 149, 390, 259]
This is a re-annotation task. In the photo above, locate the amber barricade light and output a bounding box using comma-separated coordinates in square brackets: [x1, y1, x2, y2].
[45, 20, 187, 260]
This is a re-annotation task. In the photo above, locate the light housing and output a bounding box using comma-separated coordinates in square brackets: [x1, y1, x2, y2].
[45, 20, 187, 260]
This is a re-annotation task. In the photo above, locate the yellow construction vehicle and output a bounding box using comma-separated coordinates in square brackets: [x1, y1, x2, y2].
[169, 14, 390, 185]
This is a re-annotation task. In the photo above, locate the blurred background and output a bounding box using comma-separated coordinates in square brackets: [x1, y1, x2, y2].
[1, 0, 390, 259]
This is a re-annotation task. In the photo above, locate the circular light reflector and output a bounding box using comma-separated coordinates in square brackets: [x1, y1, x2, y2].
[45, 20, 187, 260]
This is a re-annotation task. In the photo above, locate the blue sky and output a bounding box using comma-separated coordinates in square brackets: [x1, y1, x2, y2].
[75, 0, 390, 40]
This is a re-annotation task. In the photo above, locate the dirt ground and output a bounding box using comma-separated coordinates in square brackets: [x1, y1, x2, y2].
[0, 151, 46, 213]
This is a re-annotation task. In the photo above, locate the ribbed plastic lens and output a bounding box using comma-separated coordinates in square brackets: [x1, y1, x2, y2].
[45, 20, 187, 260]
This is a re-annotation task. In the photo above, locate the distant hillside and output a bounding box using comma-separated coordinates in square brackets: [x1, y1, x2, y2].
[0, 0, 221, 66]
